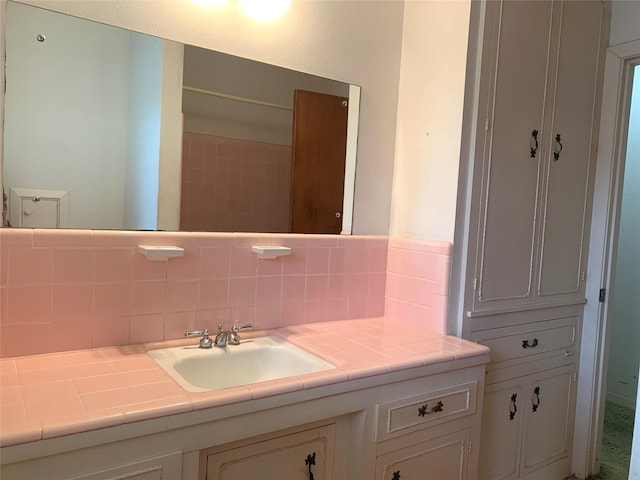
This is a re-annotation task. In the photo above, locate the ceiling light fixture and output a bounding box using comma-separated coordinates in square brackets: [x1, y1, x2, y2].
[238, 0, 291, 21]
[191, 0, 228, 7]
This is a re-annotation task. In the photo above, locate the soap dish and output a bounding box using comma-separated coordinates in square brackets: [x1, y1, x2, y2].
[251, 245, 292, 259]
[138, 245, 185, 261]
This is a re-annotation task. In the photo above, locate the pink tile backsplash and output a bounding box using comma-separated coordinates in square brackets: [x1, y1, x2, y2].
[385, 237, 452, 333]
[0, 231, 452, 357]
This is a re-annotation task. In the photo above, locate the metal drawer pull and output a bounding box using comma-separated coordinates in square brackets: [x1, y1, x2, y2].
[564, 350, 574, 357]
[509, 393, 518, 420]
[532, 386, 541, 412]
[418, 400, 444, 417]
[530, 129, 539, 158]
[553, 133, 563, 161]
[522, 338, 539, 349]
[305, 452, 316, 480]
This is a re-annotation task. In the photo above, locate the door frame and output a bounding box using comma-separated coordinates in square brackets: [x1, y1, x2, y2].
[572, 39, 640, 479]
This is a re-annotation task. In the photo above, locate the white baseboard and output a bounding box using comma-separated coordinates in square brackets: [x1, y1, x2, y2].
[606, 392, 637, 410]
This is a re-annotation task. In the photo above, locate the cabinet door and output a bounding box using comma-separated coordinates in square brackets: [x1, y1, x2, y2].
[376, 430, 470, 480]
[474, 0, 554, 311]
[536, 0, 605, 300]
[478, 380, 524, 480]
[521, 364, 576, 476]
[66, 452, 182, 480]
[205, 424, 334, 480]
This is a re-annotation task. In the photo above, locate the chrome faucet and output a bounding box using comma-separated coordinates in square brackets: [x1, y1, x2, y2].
[214, 324, 253, 347]
[184, 329, 213, 349]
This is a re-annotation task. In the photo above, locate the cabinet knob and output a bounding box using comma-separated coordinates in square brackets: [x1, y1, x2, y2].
[392, 471, 401, 480]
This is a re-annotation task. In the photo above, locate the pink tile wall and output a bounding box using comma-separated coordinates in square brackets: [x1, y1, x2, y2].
[0, 229, 388, 358]
[385, 237, 452, 333]
[180, 133, 291, 233]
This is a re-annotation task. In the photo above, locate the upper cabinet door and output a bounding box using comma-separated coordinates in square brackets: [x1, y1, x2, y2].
[536, 1, 605, 301]
[469, 0, 608, 314]
[474, 0, 555, 311]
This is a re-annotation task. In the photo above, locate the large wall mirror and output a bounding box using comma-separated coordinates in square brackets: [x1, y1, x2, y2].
[1, 1, 360, 234]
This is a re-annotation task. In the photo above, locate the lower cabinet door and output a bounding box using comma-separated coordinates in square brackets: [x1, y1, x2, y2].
[66, 452, 182, 480]
[478, 380, 524, 480]
[520, 364, 576, 476]
[478, 363, 576, 480]
[205, 424, 335, 480]
[375, 429, 470, 480]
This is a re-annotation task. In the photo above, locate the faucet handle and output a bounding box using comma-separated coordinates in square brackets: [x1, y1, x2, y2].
[232, 324, 253, 333]
[185, 329, 209, 338]
[228, 324, 252, 346]
[184, 329, 213, 348]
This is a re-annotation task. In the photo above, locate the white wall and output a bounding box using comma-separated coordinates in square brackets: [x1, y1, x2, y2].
[182, 46, 349, 146]
[123, 33, 163, 230]
[3, 1, 130, 229]
[610, 0, 640, 46]
[157, 41, 185, 232]
[390, 0, 471, 242]
[8, 0, 405, 235]
[606, 65, 640, 408]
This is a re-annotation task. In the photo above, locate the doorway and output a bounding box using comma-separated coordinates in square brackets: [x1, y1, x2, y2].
[572, 40, 640, 480]
[598, 63, 640, 479]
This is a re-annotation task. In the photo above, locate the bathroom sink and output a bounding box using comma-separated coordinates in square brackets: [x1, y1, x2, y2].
[147, 336, 334, 392]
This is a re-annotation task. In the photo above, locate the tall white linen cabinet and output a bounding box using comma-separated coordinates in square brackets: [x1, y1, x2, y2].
[456, 1, 610, 479]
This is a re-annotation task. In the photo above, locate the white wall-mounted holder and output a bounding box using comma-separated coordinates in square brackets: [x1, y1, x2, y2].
[9, 187, 69, 228]
[251, 245, 292, 259]
[138, 245, 185, 261]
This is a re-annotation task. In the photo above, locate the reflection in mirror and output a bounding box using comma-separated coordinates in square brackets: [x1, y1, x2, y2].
[2, 1, 360, 234]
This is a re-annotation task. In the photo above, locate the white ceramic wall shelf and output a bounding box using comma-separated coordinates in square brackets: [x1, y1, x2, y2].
[138, 245, 185, 261]
[251, 245, 292, 259]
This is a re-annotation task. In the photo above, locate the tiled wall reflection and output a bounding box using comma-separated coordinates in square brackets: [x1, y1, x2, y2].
[180, 133, 291, 233]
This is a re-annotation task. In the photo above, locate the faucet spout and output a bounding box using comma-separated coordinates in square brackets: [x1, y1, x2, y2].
[214, 324, 253, 347]
[214, 324, 231, 347]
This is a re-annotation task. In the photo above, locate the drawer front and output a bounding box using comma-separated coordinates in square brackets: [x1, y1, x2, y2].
[470, 316, 577, 365]
[375, 381, 478, 442]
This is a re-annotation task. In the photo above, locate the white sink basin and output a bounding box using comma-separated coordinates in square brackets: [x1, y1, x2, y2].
[147, 336, 334, 392]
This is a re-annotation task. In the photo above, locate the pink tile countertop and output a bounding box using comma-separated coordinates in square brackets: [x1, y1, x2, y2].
[0, 318, 489, 448]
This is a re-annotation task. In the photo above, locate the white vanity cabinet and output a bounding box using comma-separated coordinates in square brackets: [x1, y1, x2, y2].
[468, 306, 580, 479]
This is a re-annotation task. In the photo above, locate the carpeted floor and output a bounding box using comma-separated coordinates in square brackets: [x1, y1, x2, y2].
[597, 401, 635, 479]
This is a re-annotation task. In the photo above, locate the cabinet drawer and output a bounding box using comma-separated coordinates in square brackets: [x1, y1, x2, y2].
[470, 316, 577, 365]
[375, 381, 478, 442]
